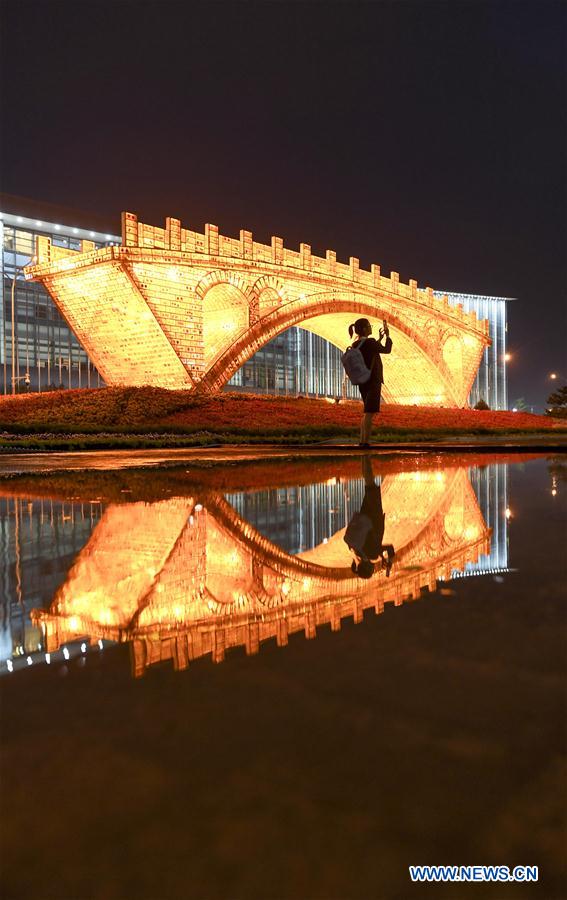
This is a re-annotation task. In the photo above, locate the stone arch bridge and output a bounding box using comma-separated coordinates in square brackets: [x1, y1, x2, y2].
[26, 212, 491, 406]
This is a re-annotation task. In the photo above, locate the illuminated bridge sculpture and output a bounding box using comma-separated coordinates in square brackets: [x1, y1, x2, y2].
[25, 213, 491, 406]
[32, 467, 490, 676]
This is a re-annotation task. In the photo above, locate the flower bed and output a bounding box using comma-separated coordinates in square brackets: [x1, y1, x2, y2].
[0, 387, 563, 436]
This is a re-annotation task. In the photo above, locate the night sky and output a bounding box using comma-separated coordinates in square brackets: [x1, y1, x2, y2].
[1, 0, 565, 408]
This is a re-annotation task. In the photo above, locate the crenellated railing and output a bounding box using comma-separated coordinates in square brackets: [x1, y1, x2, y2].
[24, 212, 490, 336]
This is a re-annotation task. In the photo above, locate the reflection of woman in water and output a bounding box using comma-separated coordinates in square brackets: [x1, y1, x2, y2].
[344, 456, 395, 579]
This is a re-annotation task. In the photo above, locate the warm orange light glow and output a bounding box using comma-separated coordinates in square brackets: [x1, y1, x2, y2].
[24, 212, 491, 405]
[504, 352, 512, 362]
[31, 467, 490, 676]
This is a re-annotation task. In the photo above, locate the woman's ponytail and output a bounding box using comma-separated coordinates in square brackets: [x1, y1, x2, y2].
[348, 323, 355, 338]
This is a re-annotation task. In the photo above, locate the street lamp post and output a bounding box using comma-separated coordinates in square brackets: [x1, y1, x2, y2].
[11, 273, 16, 395]
[9, 256, 34, 395]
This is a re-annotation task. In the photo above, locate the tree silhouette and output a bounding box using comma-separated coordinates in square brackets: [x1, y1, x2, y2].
[546, 385, 567, 418]
[513, 397, 529, 412]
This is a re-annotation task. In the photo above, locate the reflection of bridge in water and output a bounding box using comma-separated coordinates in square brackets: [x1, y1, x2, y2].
[32, 466, 491, 676]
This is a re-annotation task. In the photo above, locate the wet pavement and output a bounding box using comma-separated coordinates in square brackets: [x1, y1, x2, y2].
[0, 433, 566, 476]
[1, 452, 566, 899]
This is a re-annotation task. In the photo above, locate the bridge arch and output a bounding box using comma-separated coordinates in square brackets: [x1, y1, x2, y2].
[194, 269, 255, 303]
[442, 335, 464, 400]
[196, 275, 254, 369]
[195, 290, 460, 404]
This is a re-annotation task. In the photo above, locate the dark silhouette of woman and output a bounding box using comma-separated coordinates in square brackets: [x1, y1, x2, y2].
[348, 318, 392, 448]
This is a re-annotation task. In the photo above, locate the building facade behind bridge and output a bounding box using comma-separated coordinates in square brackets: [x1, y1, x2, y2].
[1, 195, 509, 408]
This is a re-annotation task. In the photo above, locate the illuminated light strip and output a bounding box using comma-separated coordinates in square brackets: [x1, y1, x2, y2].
[0, 210, 120, 243]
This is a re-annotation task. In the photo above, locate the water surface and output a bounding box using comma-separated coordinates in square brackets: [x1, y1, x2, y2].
[1, 453, 565, 899]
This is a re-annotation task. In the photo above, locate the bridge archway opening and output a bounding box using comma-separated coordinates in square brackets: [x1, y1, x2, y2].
[442, 336, 464, 399]
[202, 283, 250, 368]
[198, 293, 469, 406]
[295, 312, 453, 405]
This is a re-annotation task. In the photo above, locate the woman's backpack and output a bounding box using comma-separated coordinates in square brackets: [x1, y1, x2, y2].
[344, 512, 373, 557]
[341, 337, 372, 385]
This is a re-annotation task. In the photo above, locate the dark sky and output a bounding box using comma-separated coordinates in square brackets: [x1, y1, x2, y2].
[1, 0, 565, 408]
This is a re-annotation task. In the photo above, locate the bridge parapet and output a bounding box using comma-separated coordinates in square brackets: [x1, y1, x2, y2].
[26, 212, 488, 337]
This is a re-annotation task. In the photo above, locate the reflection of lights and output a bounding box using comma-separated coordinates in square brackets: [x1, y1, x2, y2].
[80, 643, 87, 653]
[98, 639, 104, 650]
[7, 660, 13, 673]
[28, 465, 494, 676]
[194, 504, 203, 512]
[63, 647, 70, 660]
[45, 653, 51, 664]
[27, 656, 33, 666]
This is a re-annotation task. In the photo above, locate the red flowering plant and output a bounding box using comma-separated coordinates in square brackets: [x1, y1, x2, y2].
[0, 387, 564, 441]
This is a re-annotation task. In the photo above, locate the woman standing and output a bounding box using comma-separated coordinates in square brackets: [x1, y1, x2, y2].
[348, 317, 392, 448]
